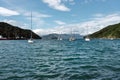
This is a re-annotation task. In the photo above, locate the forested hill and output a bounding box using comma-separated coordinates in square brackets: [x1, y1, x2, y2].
[88, 23, 120, 39]
[0, 22, 41, 39]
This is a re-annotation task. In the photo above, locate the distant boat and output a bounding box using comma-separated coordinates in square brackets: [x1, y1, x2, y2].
[28, 12, 34, 43]
[69, 36, 75, 41]
[85, 37, 90, 41]
[85, 25, 90, 41]
[0, 35, 7, 40]
[57, 37, 62, 40]
[110, 38, 114, 40]
[57, 33, 62, 40]
[69, 29, 75, 41]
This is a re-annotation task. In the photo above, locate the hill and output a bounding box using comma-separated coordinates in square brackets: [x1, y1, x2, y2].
[0, 22, 41, 40]
[87, 23, 120, 39]
[42, 33, 83, 40]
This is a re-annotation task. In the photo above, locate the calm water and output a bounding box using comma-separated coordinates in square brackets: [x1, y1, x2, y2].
[0, 39, 120, 80]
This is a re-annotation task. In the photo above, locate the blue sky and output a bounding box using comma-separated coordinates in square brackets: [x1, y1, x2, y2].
[0, 0, 120, 35]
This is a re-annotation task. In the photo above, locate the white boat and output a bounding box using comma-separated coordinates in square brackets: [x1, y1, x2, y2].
[57, 33, 62, 40]
[57, 31, 63, 41]
[28, 39, 33, 43]
[69, 37, 75, 41]
[28, 12, 34, 43]
[110, 38, 113, 40]
[58, 37, 62, 40]
[85, 25, 90, 41]
[69, 29, 75, 41]
[85, 37, 90, 41]
[0, 35, 7, 40]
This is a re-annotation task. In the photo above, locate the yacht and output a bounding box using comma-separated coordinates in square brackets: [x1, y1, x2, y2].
[28, 12, 34, 43]
[85, 25, 90, 41]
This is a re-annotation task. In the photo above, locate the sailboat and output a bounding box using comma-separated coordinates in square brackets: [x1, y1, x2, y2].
[57, 36, 62, 40]
[28, 12, 34, 43]
[69, 29, 75, 41]
[85, 25, 90, 41]
[57, 32, 62, 40]
[85, 37, 90, 41]
[69, 36, 75, 41]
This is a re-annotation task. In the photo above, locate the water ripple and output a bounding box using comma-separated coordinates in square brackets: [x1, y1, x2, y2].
[0, 39, 120, 80]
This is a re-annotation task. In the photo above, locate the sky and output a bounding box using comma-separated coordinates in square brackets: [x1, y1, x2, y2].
[0, 0, 120, 35]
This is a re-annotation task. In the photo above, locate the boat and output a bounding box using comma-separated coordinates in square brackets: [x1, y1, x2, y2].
[85, 37, 90, 41]
[85, 25, 90, 41]
[57, 37, 62, 40]
[69, 36, 75, 41]
[57, 33, 62, 40]
[110, 38, 114, 40]
[69, 29, 75, 41]
[28, 39, 33, 43]
[0, 35, 7, 40]
[28, 12, 34, 43]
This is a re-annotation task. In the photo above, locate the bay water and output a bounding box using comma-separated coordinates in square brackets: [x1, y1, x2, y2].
[0, 39, 120, 80]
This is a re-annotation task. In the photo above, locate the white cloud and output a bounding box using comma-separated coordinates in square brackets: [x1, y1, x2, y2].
[33, 28, 57, 35]
[93, 13, 104, 17]
[23, 11, 51, 29]
[1, 10, 52, 30]
[0, 7, 19, 16]
[24, 12, 51, 18]
[81, 0, 108, 4]
[63, 0, 75, 5]
[54, 20, 66, 25]
[34, 13, 120, 36]
[2, 19, 29, 29]
[42, 0, 70, 11]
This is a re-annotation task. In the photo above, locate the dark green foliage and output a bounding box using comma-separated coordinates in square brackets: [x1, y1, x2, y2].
[88, 23, 120, 39]
[0, 22, 41, 39]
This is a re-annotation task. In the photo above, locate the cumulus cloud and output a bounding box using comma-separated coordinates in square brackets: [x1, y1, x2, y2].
[33, 28, 57, 35]
[34, 13, 120, 36]
[54, 20, 66, 25]
[23, 11, 51, 29]
[63, 0, 75, 5]
[93, 13, 104, 17]
[0, 7, 19, 16]
[2, 19, 29, 29]
[42, 0, 70, 11]
[81, 0, 107, 4]
[0, 10, 51, 30]
[24, 12, 51, 18]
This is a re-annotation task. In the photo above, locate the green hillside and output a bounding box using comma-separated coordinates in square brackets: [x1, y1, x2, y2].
[0, 22, 41, 40]
[88, 23, 120, 39]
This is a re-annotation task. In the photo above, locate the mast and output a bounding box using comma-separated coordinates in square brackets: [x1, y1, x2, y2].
[86, 24, 89, 38]
[71, 28, 73, 38]
[30, 12, 32, 39]
[28, 12, 34, 43]
[85, 24, 90, 41]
